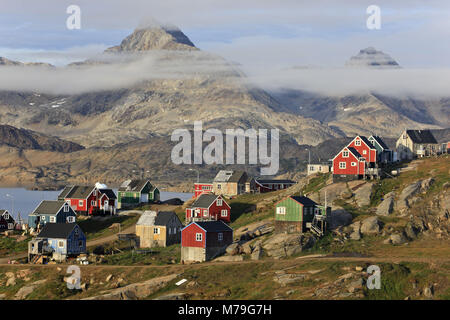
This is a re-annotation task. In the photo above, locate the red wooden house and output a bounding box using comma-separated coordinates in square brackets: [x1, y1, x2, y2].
[181, 220, 233, 262]
[186, 194, 231, 223]
[332, 147, 366, 182]
[97, 189, 117, 215]
[347, 136, 377, 167]
[193, 182, 213, 199]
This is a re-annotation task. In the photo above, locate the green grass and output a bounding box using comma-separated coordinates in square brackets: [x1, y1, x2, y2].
[102, 243, 181, 266]
[78, 214, 139, 240]
[0, 236, 31, 255]
[301, 173, 331, 195]
[363, 263, 411, 300]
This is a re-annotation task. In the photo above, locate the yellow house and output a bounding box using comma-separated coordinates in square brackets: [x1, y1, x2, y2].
[135, 211, 183, 248]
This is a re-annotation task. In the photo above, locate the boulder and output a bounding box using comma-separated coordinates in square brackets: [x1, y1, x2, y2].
[251, 247, 263, 261]
[397, 181, 422, 212]
[384, 233, 407, 245]
[376, 196, 395, 216]
[354, 183, 373, 207]
[241, 242, 254, 255]
[349, 230, 361, 240]
[214, 255, 244, 262]
[328, 209, 353, 230]
[420, 178, 434, 192]
[360, 216, 381, 235]
[225, 243, 242, 256]
[273, 273, 308, 286]
[404, 222, 420, 240]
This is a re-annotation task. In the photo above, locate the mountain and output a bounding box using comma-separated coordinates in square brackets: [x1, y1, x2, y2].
[345, 47, 401, 68]
[0, 57, 54, 67]
[270, 47, 449, 137]
[105, 25, 197, 52]
[0, 124, 84, 152]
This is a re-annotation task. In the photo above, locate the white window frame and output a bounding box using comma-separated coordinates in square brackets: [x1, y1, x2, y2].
[355, 139, 361, 146]
[154, 227, 160, 235]
[78, 200, 83, 207]
[91, 200, 95, 206]
[4, 213, 9, 220]
[339, 162, 346, 169]
[276, 206, 286, 215]
[342, 150, 349, 158]
[351, 162, 357, 167]
[363, 150, 367, 155]
[217, 184, 221, 190]
[64, 204, 69, 213]
[218, 233, 223, 241]
[41, 216, 46, 221]
[8, 223, 13, 229]
[195, 233, 203, 241]
[58, 241, 64, 248]
[221, 209, 228, 217]
[216, 198, 223, 206]
[50, 216, 56, 223]
[67, 216, 75, 223]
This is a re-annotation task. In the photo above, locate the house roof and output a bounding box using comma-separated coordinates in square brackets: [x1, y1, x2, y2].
[154, 211, 178, 226]
[369, 136, 389, 150]
[347, 147, 363, 159]
[65, 185, 95, 199]
[357, 136, 376, 149]
[118, 179, 149, 192]
[190, 194, 219, 208]
[37, 223, 78, 239]
[406, 130, 438, 144]
[0, 210, 8, 215]
[99, 189, 117, 199]
[213, 170, 246, 183]
[58, 186, 74, 199]
[136, 211, 178, 226]
[32, 200, 68, 216]
[256, 179, 296, 184]
[195, 220, 233, 233]
[289, 196, 318, 207]
[136, 211, 157, 226]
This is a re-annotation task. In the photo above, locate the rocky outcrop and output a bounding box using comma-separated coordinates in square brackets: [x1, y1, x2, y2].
[262, 233, 316, 259]
[353, 183, 373, 207]
[83, 274, 179, 300]
[345, 47, 401, 69]
[376, 196, 395, 216]
[328, 209, 353, 230]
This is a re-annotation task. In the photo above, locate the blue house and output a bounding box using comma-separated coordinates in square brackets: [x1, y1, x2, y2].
[28, 200, 77, 229]
[29, 223, 86, 262]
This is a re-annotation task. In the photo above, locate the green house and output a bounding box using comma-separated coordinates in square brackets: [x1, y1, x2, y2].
[274, 195, 319, 233]
[117, 180, 160, 209]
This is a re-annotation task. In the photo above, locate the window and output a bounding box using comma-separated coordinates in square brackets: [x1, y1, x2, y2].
[276, 206, 286, 215]
[79, 200, 83, 207]
[218, 233, 223, 241]
[168, 228, 172, 235]
[104, 200, 108, 206]
[50, 216, 56, 223]
[91, 200, 95, 206]
[355, 139, 361, 146]
[217, 184, 221, 190]
[309, 166, 314, 171]
[58, 241, 64, 248]
[67, 216, 75, 223]
[216, 198, 223, 206]
[79, 240, 83, 248]
[4, 213, 9, 220]
[195, 233, 203, 241]
[339, 162, 346, 169]
[363, 150, 367, 155]
[154, 228, 160, 234]
[41, 216, 46, 221]
[74, 228, 79, 235]
[203, 210, 208, 217]
[221, 209, 228, 217]
[8, 223, 13, 229]
[351, 162, 357, 167]
[64, 204, 69, 212]
[342, 150, 349, 157]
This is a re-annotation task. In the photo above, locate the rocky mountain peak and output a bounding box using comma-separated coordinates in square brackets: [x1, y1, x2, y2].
[345, 47, 400, 68]
[105, 25, 197, 53]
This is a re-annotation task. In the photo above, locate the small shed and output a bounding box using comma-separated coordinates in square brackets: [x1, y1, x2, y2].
[274, 195, 319, 233]
[181, 221, 233, 263]
[135, 211, 183, 248]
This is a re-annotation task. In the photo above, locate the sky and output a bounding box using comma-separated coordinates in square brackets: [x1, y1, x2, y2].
[0, 0, 449, 96]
